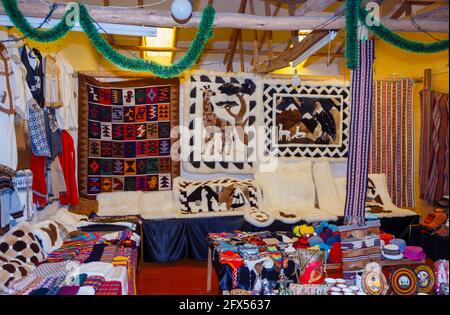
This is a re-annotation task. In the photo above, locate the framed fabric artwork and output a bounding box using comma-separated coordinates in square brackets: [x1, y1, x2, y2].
[183, 71, 261, 174]
[262, 80, 350, 159]
[77, 74, 180, 198]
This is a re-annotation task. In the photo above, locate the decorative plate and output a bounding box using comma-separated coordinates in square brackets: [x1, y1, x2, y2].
[415, 265, 435, 294]
[361, 270, 388, 295]
[390, 267, 418, 295]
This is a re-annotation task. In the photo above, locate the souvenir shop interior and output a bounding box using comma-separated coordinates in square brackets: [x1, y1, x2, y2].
[0, 0, 449, 297]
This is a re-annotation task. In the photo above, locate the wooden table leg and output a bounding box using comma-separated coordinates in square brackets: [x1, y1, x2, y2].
[207, 247, 212, 293]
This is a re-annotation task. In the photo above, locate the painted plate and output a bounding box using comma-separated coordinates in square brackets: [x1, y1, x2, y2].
[415, 265, 435, 294]
[390, 267, 418, 295]
[361, 270, 388, 295]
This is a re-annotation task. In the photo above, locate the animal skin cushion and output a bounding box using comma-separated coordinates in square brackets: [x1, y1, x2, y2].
[69, 198, 98, 216]
[31, 220, 64, 255]
[0, 222, 46, 267]
[332, 174, 416, 218]
[0, 254, 33, 293]
[140, 191, 177, 219]
[313, 161, 344, 214]
[176, 177, 261, 215]
[50, 208, 88, 232]
[96, 191, 142, 216]
[255, 160, 316, 212]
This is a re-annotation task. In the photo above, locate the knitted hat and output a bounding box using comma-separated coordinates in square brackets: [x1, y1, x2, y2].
[314, 221, 329, 235]
[293, 236, 310, 249]
[308, 235, 324, 247]
[379, 231, 394, 245]
[328, 242, 342, 264]
[325, 234, 341, 246]
[389, 239, 407, 253]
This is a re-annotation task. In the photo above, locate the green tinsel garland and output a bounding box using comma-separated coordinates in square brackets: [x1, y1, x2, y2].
[1, 0, 73, 42]
[344, 0, 359, 69]
[1, 0, 215, 78]
[78, 4, 214, 78]
[345, 0, 449, 69]
[359, 7, 449, 54]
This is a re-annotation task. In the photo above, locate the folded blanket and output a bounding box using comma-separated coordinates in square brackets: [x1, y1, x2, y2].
[57, 285, 80, 295]
[95, 281, 122, 295]
[105, 266, 127, 295]
[77, 286, 96, 295]
[78, 262, 114, 278]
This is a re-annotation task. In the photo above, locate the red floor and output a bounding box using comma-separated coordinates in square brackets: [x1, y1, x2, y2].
[136, 259, 220, 295]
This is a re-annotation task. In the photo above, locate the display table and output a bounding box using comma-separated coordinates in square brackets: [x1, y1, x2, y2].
[409, 225, 449, 261]
[142, 215, 420, 262]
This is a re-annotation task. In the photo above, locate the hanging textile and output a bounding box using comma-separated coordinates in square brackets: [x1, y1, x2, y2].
[58, 130, 79, 206]
[343, 40, 375, 225]
[20, 45, 45, 107]
[419, 91, 449, 203]
[369, 79, 415, 208]
[30, 154, 47, 209]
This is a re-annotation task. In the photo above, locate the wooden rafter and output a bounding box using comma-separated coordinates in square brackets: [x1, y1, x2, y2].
[327, 40, 345, 66]
[296, 0, 336, 16]
[255, 30, 331, 72]
[249, 0, 259, 71]
[223, 0, 247, 71]
[2, 0, 448, 32]
[391, 1, 412, 19]
[414, 3, 449, 19]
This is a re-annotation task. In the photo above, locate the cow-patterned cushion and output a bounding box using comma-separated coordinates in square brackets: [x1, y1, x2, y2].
[31, 220, 64, 255]
[0, 222, 46, 267]
[0, 254, 32, 293]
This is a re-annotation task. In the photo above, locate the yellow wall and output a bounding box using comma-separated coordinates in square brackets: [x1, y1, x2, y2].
[1, 27, 101, 71]
[374, 32, 448, 213]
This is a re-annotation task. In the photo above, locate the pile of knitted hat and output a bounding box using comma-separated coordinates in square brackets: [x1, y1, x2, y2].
[292, 221, 342, 264]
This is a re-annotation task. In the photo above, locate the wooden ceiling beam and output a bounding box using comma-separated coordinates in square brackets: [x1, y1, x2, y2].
[224, 0, 247, 71]
[295, 0, 336, 16]
[254, 30, 331, 73]
[2, 0, 448, 32]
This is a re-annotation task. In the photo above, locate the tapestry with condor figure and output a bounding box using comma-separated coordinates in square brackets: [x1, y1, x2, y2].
[262, 80, 350, 159]
[77, 74, 180, 198]
[183, 71, 261, 174]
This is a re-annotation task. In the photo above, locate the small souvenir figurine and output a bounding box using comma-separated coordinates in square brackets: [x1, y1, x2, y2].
[434, 260, 449, 295]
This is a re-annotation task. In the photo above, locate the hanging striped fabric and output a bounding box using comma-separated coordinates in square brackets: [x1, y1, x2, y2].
[369, 79, 415, 208]
[343, 40, 375, 225]
[419, 91, 449, 203]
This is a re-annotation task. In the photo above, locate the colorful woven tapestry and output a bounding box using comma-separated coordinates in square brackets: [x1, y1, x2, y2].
[77, 75, 180, 198]
[343, 40, 374, 225]
[369, 79, 415, 208]
[419, 90, 449, 203]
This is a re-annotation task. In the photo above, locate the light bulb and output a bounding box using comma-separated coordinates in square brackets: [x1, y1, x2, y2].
[171, 0, 193, 21]
[291, 70, 301, 87]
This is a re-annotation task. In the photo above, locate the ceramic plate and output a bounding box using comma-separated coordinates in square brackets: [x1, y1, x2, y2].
[390, 267, 418, 295]
[415, 265, 435, 294]
[361, 270, 388, 295]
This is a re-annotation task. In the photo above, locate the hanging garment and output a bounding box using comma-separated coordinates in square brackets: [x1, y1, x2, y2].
[49, 158, 67, 203]
[27, 102, 51, 157]
[0, 187, 23, 235]
[44, 54, 63, 108]
[343, 40, 375, 225]
[30, 154, 48, 209]
[419, 91, 449, 203]
[12, 169, 34, 221]
[20, 45, 44, 107]
[59, 131, 79, 206]
[369, 79, 415, 208]
[0, 43, 21, 170]
[54, 53, 78, 130]
[45, 107, 63, 159]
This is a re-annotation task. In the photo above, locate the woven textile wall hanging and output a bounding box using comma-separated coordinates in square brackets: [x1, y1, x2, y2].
[419, 91, 449, 203]
[369, 79, 415, 208]
[343, 40, 374, 225]
[183, 71, 261, 174]
[77, 74, 180, 198]
[262, 79, 350, 159]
